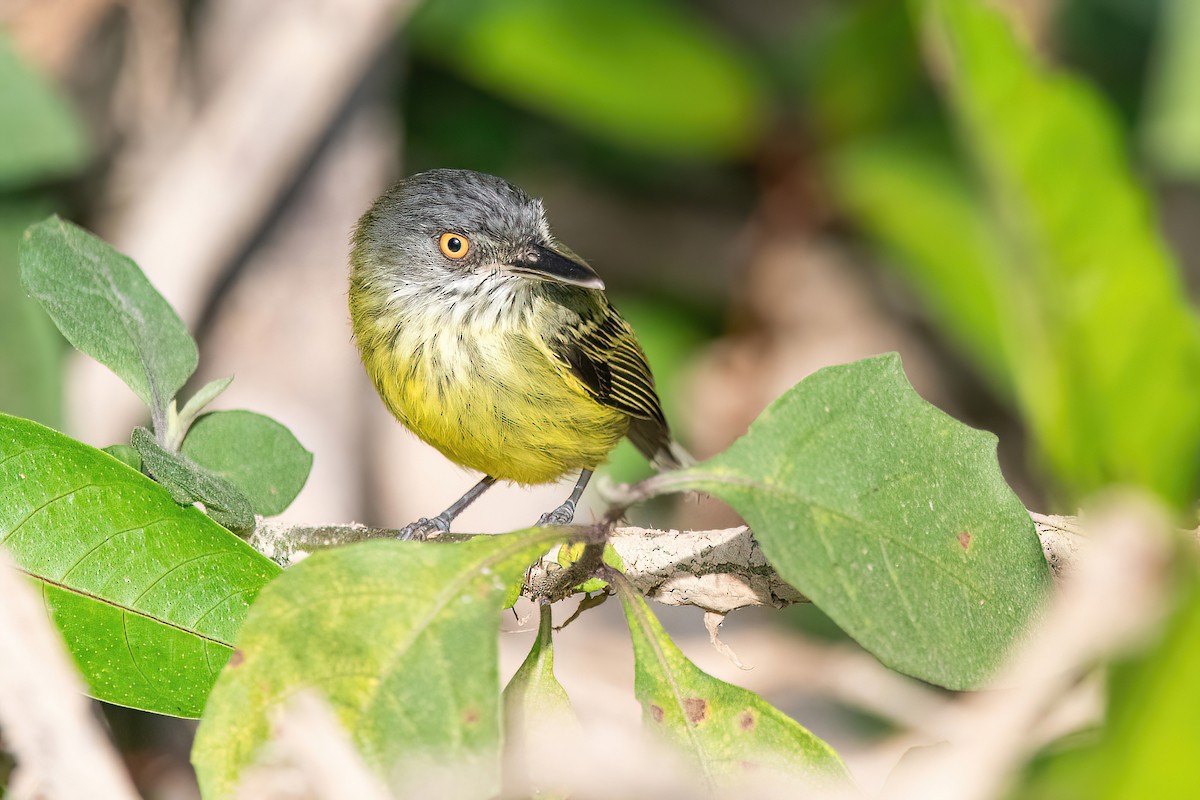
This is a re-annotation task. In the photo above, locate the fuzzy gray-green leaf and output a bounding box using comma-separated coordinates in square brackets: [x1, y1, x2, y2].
[174, 376, 234, 439]
[181, 410, 312, 518]
[18, 217, 197, 421]
[131, 426, 255, 532]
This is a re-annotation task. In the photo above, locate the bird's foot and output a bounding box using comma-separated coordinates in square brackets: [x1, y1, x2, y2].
[397, 514, 451, 541]
[538, 500, 577, 527]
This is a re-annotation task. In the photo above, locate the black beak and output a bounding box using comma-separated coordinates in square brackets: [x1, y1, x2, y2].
[502, 243, 605, 290]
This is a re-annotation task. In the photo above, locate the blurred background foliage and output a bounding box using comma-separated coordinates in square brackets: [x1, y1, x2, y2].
[2, 0, 1200, 795]
[0, 32, 83, 431]
[2, 0, 1196, 510]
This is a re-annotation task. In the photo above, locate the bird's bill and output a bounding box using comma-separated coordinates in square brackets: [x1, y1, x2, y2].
[501, 244, 605, 290]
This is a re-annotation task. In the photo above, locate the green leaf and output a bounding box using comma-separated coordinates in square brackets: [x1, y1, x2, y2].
[915, 0, 1200, 506]
[1141, 0, 1200, 181]
[796, 0, 924, 144]
[132, 426, 255, 533]
[503, 603, 576, 797]
[18, 217, 198, 426]
[410, 0, 765, 158]
[101, 443, 141, 471]
[0, 201, 63, 427]
[192, 530, 561, 799]
[180, 410, 312, 518]
[617, 578, 850, 791]
[0, 413, 281, 717]
[646, 354, 1049, 689]
[171, 376, 234, 447]
[0, 34, 87, 189]
[504, 603, 574, 728]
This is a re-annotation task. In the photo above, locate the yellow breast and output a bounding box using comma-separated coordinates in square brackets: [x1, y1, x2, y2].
[352, 288, 628, 485]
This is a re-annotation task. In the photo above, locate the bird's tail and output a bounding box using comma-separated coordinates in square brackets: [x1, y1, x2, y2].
[650, 439, 695, 472]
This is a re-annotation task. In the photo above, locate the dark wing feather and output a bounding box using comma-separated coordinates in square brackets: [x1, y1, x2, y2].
[550, 300, 678, 466]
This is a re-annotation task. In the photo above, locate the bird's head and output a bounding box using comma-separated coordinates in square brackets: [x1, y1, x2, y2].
[352, 169, 604, 292]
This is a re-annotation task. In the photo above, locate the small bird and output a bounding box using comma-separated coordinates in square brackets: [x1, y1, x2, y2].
[349, 169, 687, 539]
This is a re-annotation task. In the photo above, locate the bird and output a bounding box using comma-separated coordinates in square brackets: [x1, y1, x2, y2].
[348, 168, 688, 540]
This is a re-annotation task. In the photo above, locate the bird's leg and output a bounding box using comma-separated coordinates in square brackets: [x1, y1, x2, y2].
[398, 475, 497, 541]
[538, 469, 593, 526]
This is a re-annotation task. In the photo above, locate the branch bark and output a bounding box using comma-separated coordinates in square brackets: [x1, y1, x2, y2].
[249, 512, 1083, 614]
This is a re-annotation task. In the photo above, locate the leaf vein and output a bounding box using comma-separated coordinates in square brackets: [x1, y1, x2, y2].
[122, 611, 170, 702]
[23, 568, 234, 648]
[59, 516, 173, 582]
[130, 550, 232, 606]
[879, 539, 922, 634]
[1, 481, 120, 545]
[0, 444, 51, 470]
[190, 585, 262, 632]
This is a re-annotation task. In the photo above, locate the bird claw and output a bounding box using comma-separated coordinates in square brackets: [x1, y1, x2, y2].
[538, 502, 577, 527]
[397, 515, 451, 541]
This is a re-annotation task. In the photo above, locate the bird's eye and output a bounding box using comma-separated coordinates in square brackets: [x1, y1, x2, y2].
[439, 232, 470, 259]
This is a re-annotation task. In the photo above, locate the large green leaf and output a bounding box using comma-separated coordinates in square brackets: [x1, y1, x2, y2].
[0, 201, 63, 427]
[19, 217, 198, 425]
[646, 355, 1049, 689]
[181, 410, 312, 518]
[192, 530, 561, 799]
[410, 0, 765, 158]
[0, 34, 87, 189]
[0, 414, 280, 717]
[618, 580, 849, 792]
[915, 0, 1200, 506]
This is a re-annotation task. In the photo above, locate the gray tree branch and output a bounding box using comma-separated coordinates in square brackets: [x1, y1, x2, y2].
[249, 512, 1082, 614]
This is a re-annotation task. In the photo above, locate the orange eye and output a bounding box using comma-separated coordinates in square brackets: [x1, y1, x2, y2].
[439, 232, 470, 259]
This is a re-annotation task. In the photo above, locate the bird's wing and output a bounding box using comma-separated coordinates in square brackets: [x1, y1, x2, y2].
[545, 299, 677, 465]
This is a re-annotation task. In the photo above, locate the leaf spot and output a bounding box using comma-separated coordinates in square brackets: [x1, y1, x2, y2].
[739, 710, 755, 731]
[463, 708, 480, 725]
[684, 697, 708, 724]
[957, 530, 972, 550]
[650, 704, 664, 723]
[228, 648, 244, 668]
